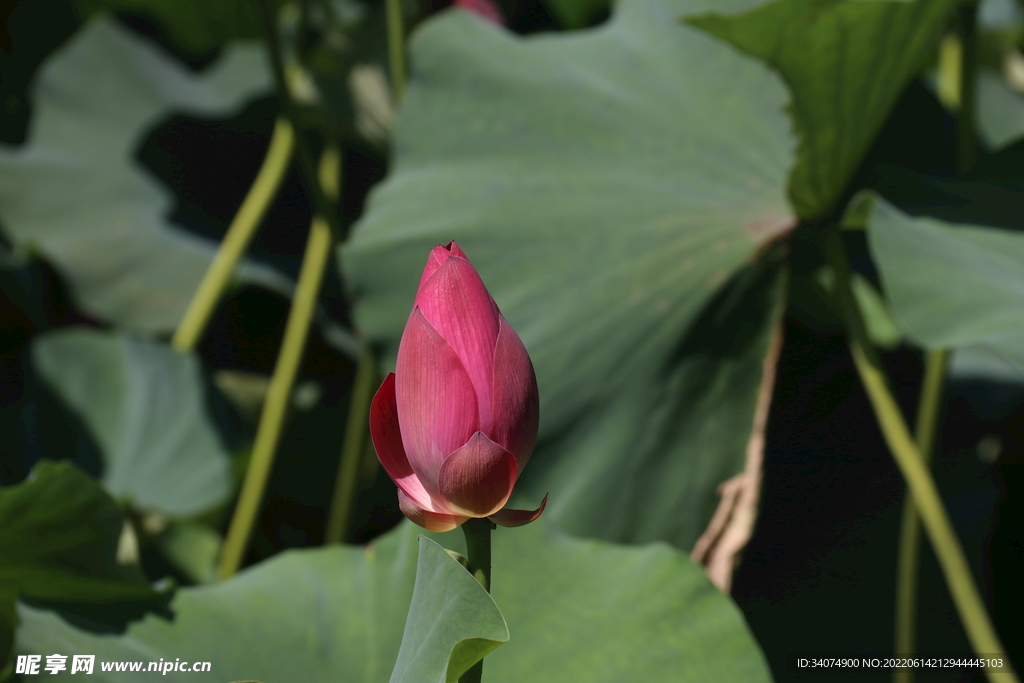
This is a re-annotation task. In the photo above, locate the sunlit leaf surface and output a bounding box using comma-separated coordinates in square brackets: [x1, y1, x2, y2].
[689, 0, 957, 219]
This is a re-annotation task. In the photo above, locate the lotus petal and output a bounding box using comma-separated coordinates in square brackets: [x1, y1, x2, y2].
[438, 432, 517, 517]
[395, 309, 479, 493]
[369, 373, 434, 511]
[414, 254, 500, 425]
[397, 489, 467, 532]
[489, 494, 548, 528]
[489, 316, 539, 466]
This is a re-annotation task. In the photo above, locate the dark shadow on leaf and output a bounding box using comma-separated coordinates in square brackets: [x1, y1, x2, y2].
[19, 594, 175, 635]
[667, 245, 786, 366]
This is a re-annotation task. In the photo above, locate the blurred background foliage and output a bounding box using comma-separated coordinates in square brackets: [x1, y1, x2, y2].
[1, 0, 1024, 681]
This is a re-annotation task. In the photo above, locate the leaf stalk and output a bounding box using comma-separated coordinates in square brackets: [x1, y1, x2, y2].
[386, 0, 406, 102]
[324, 347, 377, 544]
[893, 348, 948, 683]
[955, 1, 979, 175]
[217, 146, 341, 579]
[171, 117, 294, 353]
[824, 233, 1015, 683]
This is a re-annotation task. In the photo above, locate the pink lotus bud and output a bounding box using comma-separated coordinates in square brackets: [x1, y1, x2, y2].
[370, 242, 544, 531]
[453, 0, 504, 25]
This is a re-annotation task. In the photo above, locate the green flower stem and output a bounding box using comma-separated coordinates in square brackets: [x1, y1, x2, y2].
[897, 8, 976, 675]
[171, 117, 294, 353]
[386, 0, 406, 102]
[824, 233, 1016, 683]
[323, 347, 377, 544]
[893, 349, 949, 683]
[460, 518, 495, 683]
[913, 350, 950, 482]
[217, 147, 340, 579]
[463, 518, 494, 592]
[216, 216, 331, 578]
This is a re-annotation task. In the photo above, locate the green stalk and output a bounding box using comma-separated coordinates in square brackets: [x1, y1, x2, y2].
[386, 0, 406, 102]
[893, 349, 949, 683]
[323, 347, 377, 544]
[460, 518, 495, 683]
[217, 216, 331, 578]
[171, 118, 294, 353]
[824, 233, 1016, 683]
[955, 1, 979, 176]
[217, 147, 340, 579]
[896, 8, 977, 674]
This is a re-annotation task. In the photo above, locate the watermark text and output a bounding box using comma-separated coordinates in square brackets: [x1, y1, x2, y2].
[16, 655, 212, 675]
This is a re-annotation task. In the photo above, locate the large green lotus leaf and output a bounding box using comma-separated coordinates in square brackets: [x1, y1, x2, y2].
[72, 0, 273, 55]
[342, 0, 793, 550]
[1, 462, 173, 676]
[526, 263, 786, 547]
[688, 0, 958, 220]
[977, 69, 1024, 150]
[948, 345, 1024, 384]
[389, 537, 507, 683]
[866, 194, 1024, 370]
[17, 518, 771, 682]
[0, 15, 289, 334]
[31, 327, 232, 518]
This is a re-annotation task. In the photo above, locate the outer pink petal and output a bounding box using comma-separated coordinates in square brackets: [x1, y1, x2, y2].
[488, 316, 539, 471]
[414, 255, 500, 428]
[489, 494, 548, 528]
[398, 488, 467, 532]
[368, 373, 433, 510]
[438, 432, 517, 517]
[395, 308, 479, 494]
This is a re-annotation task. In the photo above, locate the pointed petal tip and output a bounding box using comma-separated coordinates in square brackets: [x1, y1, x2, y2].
[424, 241, 469, 272]
[419, 242, 464, 291]
[411, 256, 500, 424]
[443, 241, 469, 260]
[488, 493, 547, 528]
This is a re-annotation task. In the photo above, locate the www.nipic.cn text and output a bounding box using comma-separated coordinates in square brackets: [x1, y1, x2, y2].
[16, 655, 212, 675]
